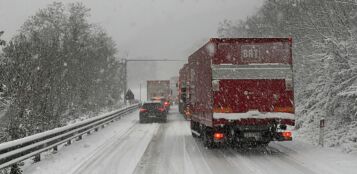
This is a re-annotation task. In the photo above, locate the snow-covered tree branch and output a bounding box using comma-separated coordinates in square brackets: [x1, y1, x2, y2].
[0, 2, 125, 142]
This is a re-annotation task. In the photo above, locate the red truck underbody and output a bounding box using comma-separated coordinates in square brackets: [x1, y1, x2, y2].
[185, 38, 295, 148]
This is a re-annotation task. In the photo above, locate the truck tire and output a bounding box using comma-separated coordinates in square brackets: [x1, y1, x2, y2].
[259, 142, 269, 147]
[191, 122, 199, 138]
[203, 130, 214, 148]
[162, 118, 167, 123]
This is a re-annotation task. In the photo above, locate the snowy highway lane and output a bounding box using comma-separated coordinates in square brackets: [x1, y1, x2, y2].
[23, 110, 159, 174]
[133, 108, 357, 174]
[24, 106, 357, 174]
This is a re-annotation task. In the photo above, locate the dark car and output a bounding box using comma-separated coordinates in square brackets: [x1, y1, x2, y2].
[139, 101, 167, 123]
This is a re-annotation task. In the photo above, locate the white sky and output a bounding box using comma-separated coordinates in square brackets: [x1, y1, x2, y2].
[0, 0, 264, 99]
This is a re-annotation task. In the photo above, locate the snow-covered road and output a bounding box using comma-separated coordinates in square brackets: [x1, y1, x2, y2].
[23, 106, 357, 174]
[23, 110, 159, 174]
[133, 108, 357, 174]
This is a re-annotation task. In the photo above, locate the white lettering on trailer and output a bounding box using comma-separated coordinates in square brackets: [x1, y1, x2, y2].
[242, 47, 259, 60]
[240, 43, 290, 62]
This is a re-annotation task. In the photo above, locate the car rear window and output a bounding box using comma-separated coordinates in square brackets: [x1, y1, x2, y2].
[153, 99, 166, 103]
[142, 103, 162, 110]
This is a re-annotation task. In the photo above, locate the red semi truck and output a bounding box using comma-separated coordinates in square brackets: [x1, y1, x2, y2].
[184, 38, 295, 147]
[147, 80, 170, 100]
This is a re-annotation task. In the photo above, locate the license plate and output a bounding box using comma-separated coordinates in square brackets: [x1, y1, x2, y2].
[244, 132, 261, 139]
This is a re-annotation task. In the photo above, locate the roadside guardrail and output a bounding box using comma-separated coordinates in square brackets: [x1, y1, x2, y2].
[0, 104, 139, 169]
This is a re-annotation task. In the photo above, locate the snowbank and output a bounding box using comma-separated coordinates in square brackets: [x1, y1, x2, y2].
[296, 78, 357, 153]
[0, 104, 135, 151]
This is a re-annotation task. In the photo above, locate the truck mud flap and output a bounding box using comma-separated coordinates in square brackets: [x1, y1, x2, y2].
[191, 130, 201, 137]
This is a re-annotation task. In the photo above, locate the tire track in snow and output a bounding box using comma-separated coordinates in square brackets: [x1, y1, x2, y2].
[134, 107, 321, 174]
[134, 109, 213, 174]
[69, 121, 139, 173]
[221, 146, 317, 174]
[270, 142, 353, 174]
[135, 109, 243, 174]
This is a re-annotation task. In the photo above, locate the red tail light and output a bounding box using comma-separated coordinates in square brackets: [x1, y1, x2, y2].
[282, 131, 292, 138]
[213, 132, 224, 140]
[164, 102, 170, 106]
[157, 107, 165, 112]
[140, 108, 148, 113]
[281, 131, 292, 141]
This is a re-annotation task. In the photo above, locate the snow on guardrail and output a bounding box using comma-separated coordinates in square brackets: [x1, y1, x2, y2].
[0, 104, 139, 170]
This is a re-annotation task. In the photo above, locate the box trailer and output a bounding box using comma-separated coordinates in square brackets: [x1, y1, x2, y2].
[147, 80, 170, 100]
[186, 38, 295, 148]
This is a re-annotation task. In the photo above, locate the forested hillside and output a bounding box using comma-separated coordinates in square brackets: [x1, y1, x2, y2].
[218, 0, 357, 152]
[0, 2, 125, 142]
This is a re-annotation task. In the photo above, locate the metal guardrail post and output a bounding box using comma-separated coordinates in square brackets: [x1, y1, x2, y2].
[77, 135, 82, 141]
[33, 154, 40, 162]
[53, 146, 58, 152]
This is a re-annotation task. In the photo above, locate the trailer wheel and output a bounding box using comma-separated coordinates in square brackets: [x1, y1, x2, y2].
[203, 130, 214, 148]
[162, 118, 167, 123]
[259, 142, 269, 147]
[191, 121, 200, 138]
